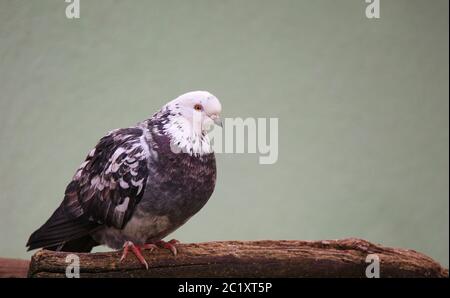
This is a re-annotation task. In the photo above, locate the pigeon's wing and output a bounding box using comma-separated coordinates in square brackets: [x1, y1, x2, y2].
[64, 127, 150, 228]
[26, 127, 151, 250]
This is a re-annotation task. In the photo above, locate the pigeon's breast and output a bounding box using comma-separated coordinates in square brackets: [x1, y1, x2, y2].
[92, 152, 216, 248]
[92, 208, 172, 249]
[141, 151, 217, 226]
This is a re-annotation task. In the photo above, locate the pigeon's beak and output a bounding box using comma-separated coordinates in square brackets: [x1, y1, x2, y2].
[211, 115, 223, 128]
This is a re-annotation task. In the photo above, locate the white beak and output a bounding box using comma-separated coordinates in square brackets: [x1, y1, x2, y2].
[212, 116, 223, 127]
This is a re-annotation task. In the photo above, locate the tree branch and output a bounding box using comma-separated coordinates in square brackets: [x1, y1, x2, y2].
[25, 238, 448, 278]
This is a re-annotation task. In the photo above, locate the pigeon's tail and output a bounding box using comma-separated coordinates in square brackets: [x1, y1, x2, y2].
[44, 235, 99, 253]
[26, 203, 99, 252]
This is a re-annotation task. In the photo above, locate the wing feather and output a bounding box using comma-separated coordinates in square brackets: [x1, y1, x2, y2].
[27, 127, 151, 250]
[65, 127, 150, 229]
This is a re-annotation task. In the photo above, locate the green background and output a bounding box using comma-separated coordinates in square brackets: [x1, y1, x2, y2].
[0, 0, 448, 267]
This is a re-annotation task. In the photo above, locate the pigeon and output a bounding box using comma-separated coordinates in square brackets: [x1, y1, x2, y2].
[26, 91, 222, 268]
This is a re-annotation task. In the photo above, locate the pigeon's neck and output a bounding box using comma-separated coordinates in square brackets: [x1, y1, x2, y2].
[149, 108, 213, 156]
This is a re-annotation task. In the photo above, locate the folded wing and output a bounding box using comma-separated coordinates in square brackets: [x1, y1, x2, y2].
[26, 127, 151, 251]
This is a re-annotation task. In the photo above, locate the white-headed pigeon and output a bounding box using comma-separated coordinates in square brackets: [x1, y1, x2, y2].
[27, 91, 222, 268]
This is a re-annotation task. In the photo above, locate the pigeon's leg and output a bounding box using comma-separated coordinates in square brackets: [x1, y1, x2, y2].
[155, 239, 180, 256]
[120, 241, 156, 269]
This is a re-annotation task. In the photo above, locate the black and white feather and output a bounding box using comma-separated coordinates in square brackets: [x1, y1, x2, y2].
[27, 91, 222, 252]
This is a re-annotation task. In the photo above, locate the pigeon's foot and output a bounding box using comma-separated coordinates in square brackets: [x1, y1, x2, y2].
[119, 239, 179, 269]
[120, 241, 156, 270]
[155, 239, 180, 256]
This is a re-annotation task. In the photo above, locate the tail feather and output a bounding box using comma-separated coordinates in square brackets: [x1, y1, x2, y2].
[26, 204, 99, 252]
[46, 235, 99, 253]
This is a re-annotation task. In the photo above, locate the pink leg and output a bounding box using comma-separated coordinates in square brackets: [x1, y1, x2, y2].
[155, 239, 180, 256]
[120, 241, 157, 270]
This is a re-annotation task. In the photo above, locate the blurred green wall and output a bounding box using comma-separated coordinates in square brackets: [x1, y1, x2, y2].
[0, 0, 448, 267]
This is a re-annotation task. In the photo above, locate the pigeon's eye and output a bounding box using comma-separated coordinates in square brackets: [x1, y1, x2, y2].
[194, 104, 203, 111]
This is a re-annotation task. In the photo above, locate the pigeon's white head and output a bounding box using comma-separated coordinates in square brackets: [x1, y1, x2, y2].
[161, 91, 222, 156]
[168, 91, 222, 130]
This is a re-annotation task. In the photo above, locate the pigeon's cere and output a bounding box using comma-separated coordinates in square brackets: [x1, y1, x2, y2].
[26, 91, 222, 268]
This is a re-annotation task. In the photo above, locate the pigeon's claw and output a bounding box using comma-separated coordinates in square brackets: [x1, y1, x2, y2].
[120, 241, 156, 270]
[155, 239, 180, 256]
[119, 240, 179, 268]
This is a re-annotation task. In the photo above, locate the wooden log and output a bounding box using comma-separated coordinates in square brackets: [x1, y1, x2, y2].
[0, 258, 30, 278]
[27, 238, 448, 278]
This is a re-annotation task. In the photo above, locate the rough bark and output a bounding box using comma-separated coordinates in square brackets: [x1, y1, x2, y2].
[25, 238, 448, 278]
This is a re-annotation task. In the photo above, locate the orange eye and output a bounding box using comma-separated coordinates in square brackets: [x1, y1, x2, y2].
[194, 104, 203, 111]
